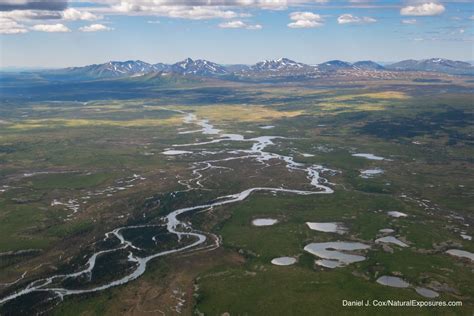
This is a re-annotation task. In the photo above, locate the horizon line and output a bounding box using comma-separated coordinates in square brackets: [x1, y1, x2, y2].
[2, 56, 473, 71]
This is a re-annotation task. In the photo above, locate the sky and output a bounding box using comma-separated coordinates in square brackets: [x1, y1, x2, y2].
[0, 0, 473, 68]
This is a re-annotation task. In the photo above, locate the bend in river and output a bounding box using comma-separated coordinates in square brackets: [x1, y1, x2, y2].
[0, 108, 335, 306]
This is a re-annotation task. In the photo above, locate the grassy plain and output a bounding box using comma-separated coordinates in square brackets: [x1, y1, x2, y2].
[0, 77, 473, 315]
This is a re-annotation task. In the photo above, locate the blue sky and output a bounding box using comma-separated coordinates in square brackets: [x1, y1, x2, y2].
[0, 0, 473, 67]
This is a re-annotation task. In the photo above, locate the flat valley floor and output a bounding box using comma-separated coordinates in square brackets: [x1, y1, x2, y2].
[0, 77, 473, 315]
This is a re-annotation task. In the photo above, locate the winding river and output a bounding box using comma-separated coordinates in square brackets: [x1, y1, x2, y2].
[0, 108, 334, 307]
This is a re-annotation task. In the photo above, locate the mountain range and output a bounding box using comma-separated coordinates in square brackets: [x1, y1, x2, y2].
[24, 57, 474, 81]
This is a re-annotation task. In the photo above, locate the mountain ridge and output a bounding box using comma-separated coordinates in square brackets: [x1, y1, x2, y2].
[38, 57, 474, 80]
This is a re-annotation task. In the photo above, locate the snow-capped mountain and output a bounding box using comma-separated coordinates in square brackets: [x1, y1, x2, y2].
[170, 58, 228, 76]
[250, 58, 309, 72]
[152, 62, 171, 72]
[49, 57, 473, 81]
[386, 58, 474, 75]
[65, 60, 159, 78]
[236, 58, 318, 78]
[61, 59, 229, 78]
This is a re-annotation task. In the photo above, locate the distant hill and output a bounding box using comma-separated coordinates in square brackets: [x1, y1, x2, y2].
[386, 58, 474, 75]
[353, 61, 385, 70]
[224, 64, 251, 73]
[122, 71, 210, 86]
[317, 60, 354, 72]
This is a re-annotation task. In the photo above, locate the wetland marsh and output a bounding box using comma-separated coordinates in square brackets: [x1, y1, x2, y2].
[0, 78, 473, 315]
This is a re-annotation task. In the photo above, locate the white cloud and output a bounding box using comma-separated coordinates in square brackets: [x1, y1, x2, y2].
[0, 8, 101, 27]
[2, 3, 247, 22]
[79, 23, 114, 32]
[239, 0, 328, 10]
[400, 2, 445, 16]
[290, 12, 321, 21]
[246, 24, 262, 30]
[31, 23, 70, 32]
[402, 18, 417, 24]
[287, 11, 324, 28]
[110, 0, 326, 11]
[288, 19, 320, 28]
[218, 20, 262, 29]
[169, 7, 239, 19]
[0, 10, 61, 21]
[245, 0, 289, 10]
[337, 14, 376, 24]
[0, 17, 28, 34]
[220, 20, 245, 28]
[112, 2, 240, 20]
[62, 8, 102, 21]
[469, 15, 474, 20]
[0, 0, 67, 12]
[108, 0, 327, 19]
